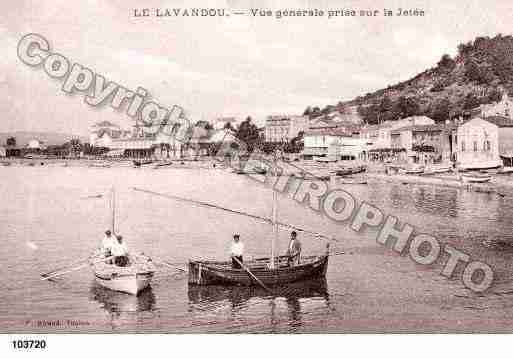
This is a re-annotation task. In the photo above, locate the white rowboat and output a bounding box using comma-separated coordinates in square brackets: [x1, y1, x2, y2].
[460, 173, 492, 183]
[92, 256, 155, 295]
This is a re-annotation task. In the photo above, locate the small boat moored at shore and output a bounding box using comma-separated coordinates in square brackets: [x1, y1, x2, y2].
[460, 172, 492, 183]
[154, 161, 173, 169]
[333, 165, 366, 177]
[399, 165, 425, 175]
[133, 160, 155, 168]
[89, 162, 111, 168]
[424, 164, 452, 174]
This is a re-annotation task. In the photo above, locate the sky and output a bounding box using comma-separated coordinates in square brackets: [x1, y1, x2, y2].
[1, 0, 512, 135]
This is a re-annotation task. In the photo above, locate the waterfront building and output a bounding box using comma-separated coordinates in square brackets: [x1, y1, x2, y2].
[302, 118, 360, 160]
[328, 137, 369, 161]
[88, 118, 193, 159]
[375, 116, 435, 150]
[456, 116, 513, 169]
[264, 115, 309, 143]
[390, 123, 455, 164]
[480, 91, 512, 119]
[89, 121, 130, 147]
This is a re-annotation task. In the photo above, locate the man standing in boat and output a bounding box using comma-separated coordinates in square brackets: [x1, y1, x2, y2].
[286, 231, 302, 266]
[111, 235, 130, 267]
[101, 230, 115, 257]
[230, 234, 244, 269]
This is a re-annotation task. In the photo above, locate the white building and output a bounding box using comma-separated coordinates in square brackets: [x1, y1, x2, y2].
[456, 116, 513, 169]
[328, 137, 368, 160]
[265, 115, 309, 143]
[480, 91, 512, 119]
[27, 139, 44, 151]
[0, 146, 6, 157]
[371, 116, 435, 150]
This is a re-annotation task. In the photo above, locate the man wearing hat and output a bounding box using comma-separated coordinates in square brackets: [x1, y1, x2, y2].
[101, 229, 115, 257]
[230, 233, 244, 269]
[286, 231, 302, 266]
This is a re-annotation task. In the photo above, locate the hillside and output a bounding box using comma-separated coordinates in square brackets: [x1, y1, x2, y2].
[0, 132, 88, 147]
[315, 34, 513, 124]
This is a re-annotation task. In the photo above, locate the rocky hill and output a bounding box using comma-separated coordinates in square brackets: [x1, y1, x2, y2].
[312, 34, 513, 124]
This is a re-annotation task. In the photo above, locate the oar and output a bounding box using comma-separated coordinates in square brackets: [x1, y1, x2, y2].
[41, 255, 94, 277]
[328, 251, 345, 256]
[158, 261, 187, 273]
[133, 254, 187, 273]
[41, 256, 113, 281]
[232, 256, 271, 292]
[132, 187, 337, 242]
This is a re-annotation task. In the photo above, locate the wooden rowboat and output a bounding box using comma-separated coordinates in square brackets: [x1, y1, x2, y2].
[92, 256, 156, 296]
[460, 173, 492, 183]
[133, 160, 154, 168]
[188, 254, 328, 286]
[132, 187, 334, 290]
[154, 161, 173, 169]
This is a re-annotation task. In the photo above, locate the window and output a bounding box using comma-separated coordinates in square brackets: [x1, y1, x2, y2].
[473, 141, 478, 152]
[461, 141, 465, 152]
[484, 140, 491, 152]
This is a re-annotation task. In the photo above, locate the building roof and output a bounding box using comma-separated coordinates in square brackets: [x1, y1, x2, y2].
[391, 124, 447, 135]
[305, 127, 354, 137]
[483, 116, 513, 128]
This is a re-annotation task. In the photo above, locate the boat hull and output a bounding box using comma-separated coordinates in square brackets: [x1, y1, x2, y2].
[92, 256, 156, 295]
[94, 272, 153, 295]
[461, 175, 491, 183]
[188, 255, 328, 286]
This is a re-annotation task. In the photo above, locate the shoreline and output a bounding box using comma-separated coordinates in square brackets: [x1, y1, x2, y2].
[2, 157, 513, 197]
[366, 172, 513, 198]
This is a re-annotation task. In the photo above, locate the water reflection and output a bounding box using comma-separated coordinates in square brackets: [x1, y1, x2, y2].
[187, 279, 331, 331]
[89, 282, 156, 314]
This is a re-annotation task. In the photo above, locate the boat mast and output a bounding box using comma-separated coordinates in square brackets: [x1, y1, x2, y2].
[270, 189, 278, 269]
[111, 187, 116, 235]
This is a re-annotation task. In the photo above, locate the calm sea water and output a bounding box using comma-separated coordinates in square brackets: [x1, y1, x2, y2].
[2, 164, 513, 333]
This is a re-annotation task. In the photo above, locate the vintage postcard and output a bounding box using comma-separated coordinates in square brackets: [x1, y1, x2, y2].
[1, 0, 513, 347]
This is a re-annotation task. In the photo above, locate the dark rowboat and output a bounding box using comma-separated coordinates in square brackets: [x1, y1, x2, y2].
[188, 254, 328, 286]
[133, 160, 154, 167]
[334, 165, 366, 177]
[154, 161, 173, 169]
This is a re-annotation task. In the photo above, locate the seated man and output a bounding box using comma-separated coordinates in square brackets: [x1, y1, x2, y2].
[111, 235, 130, 267]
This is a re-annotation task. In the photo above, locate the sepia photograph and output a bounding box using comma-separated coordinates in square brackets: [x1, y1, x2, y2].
[2, 0, 513, 351]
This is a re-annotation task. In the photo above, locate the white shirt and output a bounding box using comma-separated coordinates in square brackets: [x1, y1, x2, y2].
[230, 241, 244, 257]
[102, 235, 115, 251]
[111, 241, 129, 256]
